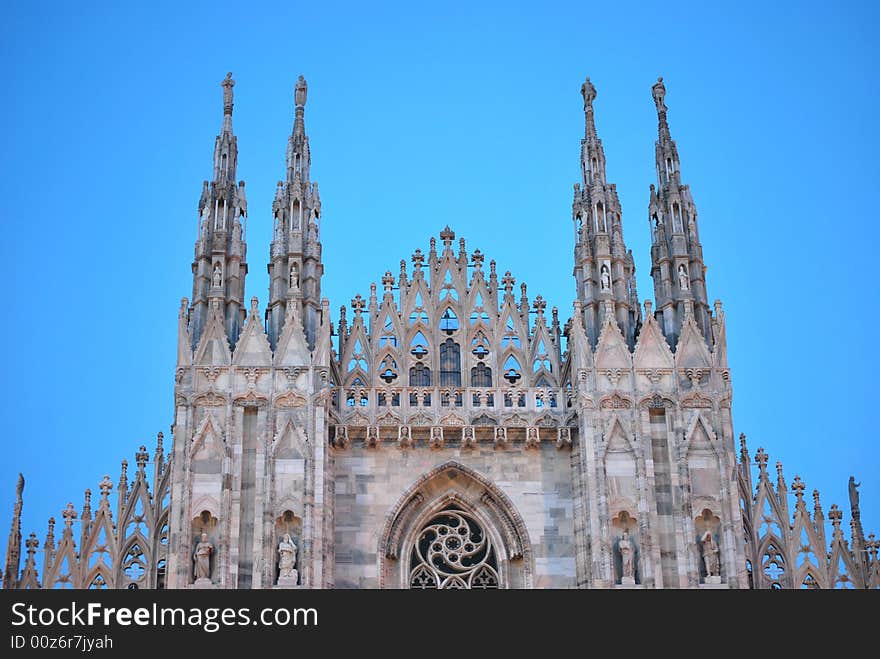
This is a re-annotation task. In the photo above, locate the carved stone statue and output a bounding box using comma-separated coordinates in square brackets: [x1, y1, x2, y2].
[600, 264, 611, 291]
[278, 533, 298, 581]
[700, 531, 720, 578]
[652, 76, 667, 113]
[212, 263, 222, 287]
[678, 264, 689, 291]
[619, 530, 635, 581]
[193, 532, 213, 581]
[849, 476, 861, 514]
[289, 263, 299, 290]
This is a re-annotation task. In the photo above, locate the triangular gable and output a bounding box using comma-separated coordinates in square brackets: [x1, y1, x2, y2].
[633, 312, 674, 370]
[675, 315, 712, 369]
[232, 301, 272, 366]
[193, 306, 232, 366]
[191, 414, 225, 460]
[595, 314, 632, 370]
[274, 301, 312, 368]
[568, 303, 594, 370]
[604, 416, 633, 453]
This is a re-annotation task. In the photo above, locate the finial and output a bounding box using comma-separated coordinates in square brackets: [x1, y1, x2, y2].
[221, 72, 235, 115]
[755, 447, 768, 472]
[792, 475, 805, 499]
[351, 294, 366, 315]
[179, 297, 189, 318]
[119, 459, 128, 490]
[644, 299, 653, 316]
[411, 249, 424, 270]
[533, 295, 547, 315]
[62, 502, 77, 529]
[652, 76, 667, 113]
[502, 271, 515, 295]
[581, 76, 597, 110]
[295, 75, 308, 108]
[136, 445, 149, 471]
[250, 296, 260, 317]
[15, 472, 24, 501]
[471, 249, 484, 270]
[382, 271, 394, 293]
[99, 475, 113, 500]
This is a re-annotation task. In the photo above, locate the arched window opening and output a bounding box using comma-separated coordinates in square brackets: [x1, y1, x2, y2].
[439, 339, 461, 387]
[410, 331, 429, 358]
[409, 507, 499, 589]
[410, 364, 431, 387]
[439, 308, 459, 335]
[471, 363, 492, 388]
[503, 355, 522, 384]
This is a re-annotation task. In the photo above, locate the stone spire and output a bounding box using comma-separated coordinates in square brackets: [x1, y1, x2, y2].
[188, 72, 249, 349]
[647, 77, 712, 347]
[2, 474, 24, 589]
[267, 74, 324, 351]
[572, 76, 641, 348]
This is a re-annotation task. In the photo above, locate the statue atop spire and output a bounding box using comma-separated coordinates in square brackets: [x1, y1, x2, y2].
[581, 76, 596, 110]
[652, 76, 667, 113]
[295, 75, 308, 109]
[222, 72, 235, 116]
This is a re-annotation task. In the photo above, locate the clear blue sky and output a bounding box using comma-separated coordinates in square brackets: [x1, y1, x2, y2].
[2, 1, 878, 568]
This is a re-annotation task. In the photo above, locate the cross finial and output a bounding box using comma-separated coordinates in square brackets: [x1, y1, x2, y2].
[382, 271, 394, 293]
[25, 532, 38, 554]
[792, 475, 805, 497]
[99, 475, 113, 499]
[502, 271, 515, 294]
[136, 445, 149, 471]
[533, 295, 547, 315]
[351, 294, 366, 315]
[439, 226, 455, 247]
[471, 249, 484, 270]
[411, 249, 424, 269]
[62, 502, 77, 528]
[755, 447, 768, 471]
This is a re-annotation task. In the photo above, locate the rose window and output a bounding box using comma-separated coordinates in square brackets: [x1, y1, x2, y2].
[409, 508, 499, 589]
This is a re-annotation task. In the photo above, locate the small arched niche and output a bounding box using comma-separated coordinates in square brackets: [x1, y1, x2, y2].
[695, 508, 722, 583]
[190, 510, 219, 584]
[274, 510, 302, 586]
[611, 510, 639, 585]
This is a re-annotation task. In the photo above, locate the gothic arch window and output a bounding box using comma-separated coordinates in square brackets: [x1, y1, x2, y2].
[503, 355, 522, 384]
[410, 363, 431, 387]
[410, 331, 429, 358]
[471, 363, 492, 387]
[439, 339, 461, 387]
[409, 507, 499, 589]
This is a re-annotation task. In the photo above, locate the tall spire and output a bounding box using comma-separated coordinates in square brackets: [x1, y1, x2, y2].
[267, 74, 324, 351]
[572, 76, 641, 348]
[187, 72, 249, 350]
[3, 474, 24, 589]
[647, 77, 712, 347]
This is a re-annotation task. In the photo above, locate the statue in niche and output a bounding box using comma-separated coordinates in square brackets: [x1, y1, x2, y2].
[619, 530, 635, 580]
[678, 264, 689, 291]
[212, 263, 222, 287]
[849, 476, 861, 514]
[289, 263, 299, 290]
[193, 532, 213, 581]
[527, 427, 537, 440]
[277, 533, 298, 581]
[495, 427, 505, 440]
[464, 427, 473, 440]
[600, 264, 611, 291]
[700, 531, 720, 577]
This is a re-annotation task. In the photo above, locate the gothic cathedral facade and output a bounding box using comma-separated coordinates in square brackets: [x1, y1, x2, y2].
[4, 74, 877, 590]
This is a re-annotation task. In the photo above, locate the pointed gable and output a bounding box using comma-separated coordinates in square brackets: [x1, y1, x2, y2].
[633, 311, 674, 370]
[675, 314, 712, 369]
[595, 313, 632, 370]
[232, 298, 272, 366]
[274, 301, 312, 367]
[194, 304, 232, 366]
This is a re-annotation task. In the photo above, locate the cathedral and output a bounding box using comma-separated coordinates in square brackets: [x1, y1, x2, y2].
[3, 73, 877, 590]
